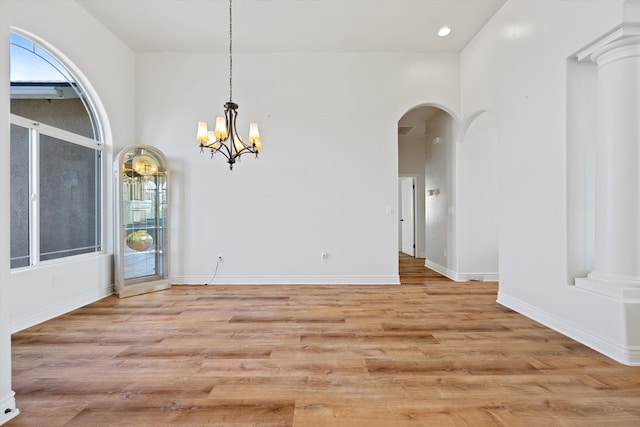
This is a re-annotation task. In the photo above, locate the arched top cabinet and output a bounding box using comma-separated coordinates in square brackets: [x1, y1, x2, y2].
[114, 145, 170, 298]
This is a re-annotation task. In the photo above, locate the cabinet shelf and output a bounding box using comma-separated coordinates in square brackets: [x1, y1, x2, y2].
[123, 249, 165, 255]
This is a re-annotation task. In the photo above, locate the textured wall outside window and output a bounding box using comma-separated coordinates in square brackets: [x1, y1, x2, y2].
[9, 124, 29, 269]
[11, 98, 93, 139]
[39, 135, 100, 262]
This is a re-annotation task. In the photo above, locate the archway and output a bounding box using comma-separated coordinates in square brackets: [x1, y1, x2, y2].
[398, 104, 458, 278]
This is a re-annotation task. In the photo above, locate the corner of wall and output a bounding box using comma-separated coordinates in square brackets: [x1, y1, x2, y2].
[0, 1, 19, 424]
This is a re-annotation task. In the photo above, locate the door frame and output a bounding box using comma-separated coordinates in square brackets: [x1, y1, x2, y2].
[399, 174, 418, 257]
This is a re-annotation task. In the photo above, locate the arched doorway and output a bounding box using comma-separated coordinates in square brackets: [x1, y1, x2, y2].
[398, 104, 458, 276]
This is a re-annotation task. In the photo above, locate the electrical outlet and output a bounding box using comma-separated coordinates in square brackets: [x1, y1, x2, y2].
[321, 253, 328, 262]
[218, 255, 223, 263]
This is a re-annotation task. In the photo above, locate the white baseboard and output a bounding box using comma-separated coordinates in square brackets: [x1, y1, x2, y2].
[424, 260, 498, 282]
[171, 275, 400, 285]
[498, 291, 640, 366]
[0, 391, 19, 426]
[10, 283, 114, 333]
[424, 260, 457, 280]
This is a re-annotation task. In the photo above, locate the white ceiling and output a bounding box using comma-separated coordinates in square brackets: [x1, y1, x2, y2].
[76, 0, 506, 53]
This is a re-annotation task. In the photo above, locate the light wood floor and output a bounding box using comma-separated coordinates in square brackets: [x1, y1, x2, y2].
[8, 254, 640, 426]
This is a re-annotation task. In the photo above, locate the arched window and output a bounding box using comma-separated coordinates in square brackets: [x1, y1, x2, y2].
[10, 32, 103, 268]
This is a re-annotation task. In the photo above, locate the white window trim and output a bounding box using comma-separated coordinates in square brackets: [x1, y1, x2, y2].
[10, 114, 105, 270]
[10, 114, 102, 150]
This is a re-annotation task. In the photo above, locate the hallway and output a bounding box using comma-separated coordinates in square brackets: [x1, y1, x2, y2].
[398, 252, 452, 285]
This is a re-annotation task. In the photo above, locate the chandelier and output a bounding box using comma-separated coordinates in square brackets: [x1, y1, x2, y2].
[196, 0, 261, 170]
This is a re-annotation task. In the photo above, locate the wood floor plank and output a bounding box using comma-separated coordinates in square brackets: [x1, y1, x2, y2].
[7, 253, 640, 426]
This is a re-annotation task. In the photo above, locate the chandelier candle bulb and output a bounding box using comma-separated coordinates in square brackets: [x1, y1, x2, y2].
[197, 122, 209, 144]
[214, 116, 228, 140]
[233, 135, 244, 153]
[249, 123, 261, 150]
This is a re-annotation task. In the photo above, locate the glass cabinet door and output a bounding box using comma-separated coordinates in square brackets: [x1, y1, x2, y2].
[115, 145, 170, 297]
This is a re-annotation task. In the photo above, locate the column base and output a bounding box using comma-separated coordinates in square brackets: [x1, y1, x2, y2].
[0, 391, 19, 426]
[576, 276, 640, 300]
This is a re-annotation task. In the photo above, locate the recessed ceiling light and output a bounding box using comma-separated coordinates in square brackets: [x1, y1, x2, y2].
[438, 26, 451, 37]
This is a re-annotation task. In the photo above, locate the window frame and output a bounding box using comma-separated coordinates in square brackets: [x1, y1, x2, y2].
[10, 114, 105, 270]
[10, 31, 102, 141]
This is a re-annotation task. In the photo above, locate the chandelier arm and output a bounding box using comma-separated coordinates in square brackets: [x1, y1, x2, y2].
[207, 144, 231, 160]
[215, 151, 232, 163]
[208, 145, 235, 170]
[216, 138, 233, 159]
[228, 105, 251, 151]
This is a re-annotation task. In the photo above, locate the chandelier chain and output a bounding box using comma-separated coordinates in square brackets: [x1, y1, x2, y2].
[229, 0, 233, 102]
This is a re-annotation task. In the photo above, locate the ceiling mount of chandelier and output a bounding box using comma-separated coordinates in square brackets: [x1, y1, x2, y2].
[196, 0, 262, 170]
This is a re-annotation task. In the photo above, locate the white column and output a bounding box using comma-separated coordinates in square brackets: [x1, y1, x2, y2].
[577, 27, 640, 299]
[0, 1, 20, 425]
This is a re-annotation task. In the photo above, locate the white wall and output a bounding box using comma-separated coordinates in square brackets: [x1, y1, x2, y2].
[461, 0, 636, 363]
[457, 112, 499, 281]
[424, 111, 458, 277]
[7, 0, 136, 332]
[136, 52, 460, 284]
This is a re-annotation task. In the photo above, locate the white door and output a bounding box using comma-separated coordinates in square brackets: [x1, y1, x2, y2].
[399, 177, 415, 256]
